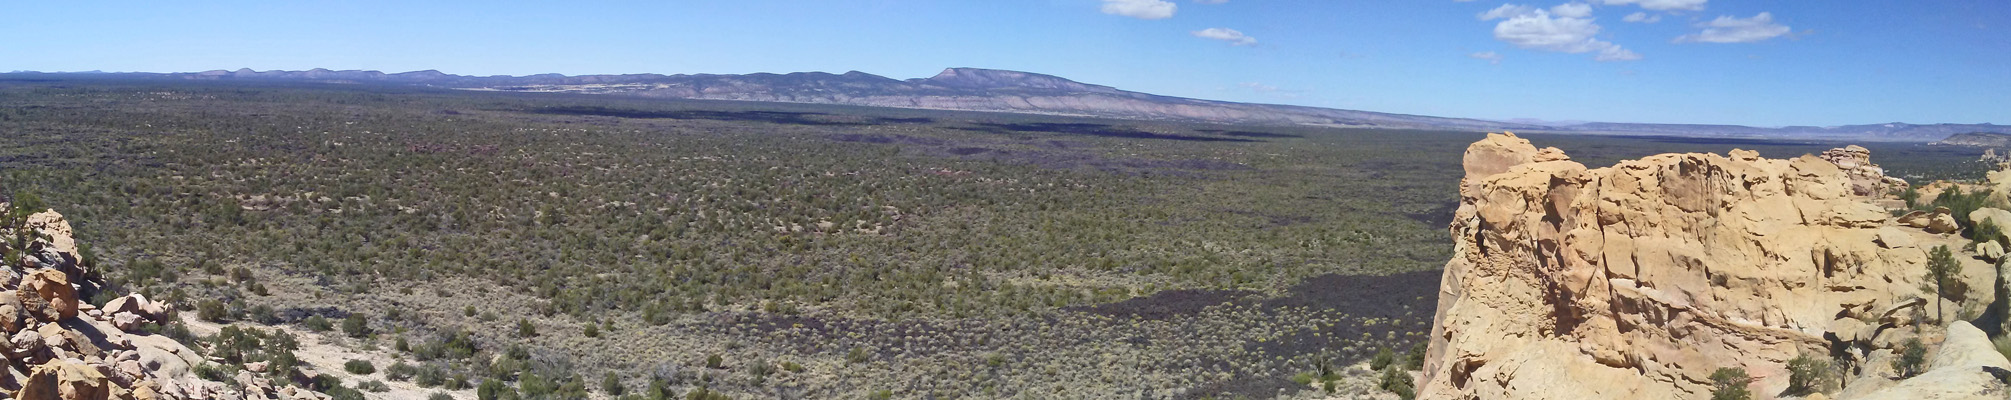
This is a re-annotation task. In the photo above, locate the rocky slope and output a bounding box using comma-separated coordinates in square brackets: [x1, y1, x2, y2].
[1420, 133, 2007, 399]
[1, 207, 250, 399]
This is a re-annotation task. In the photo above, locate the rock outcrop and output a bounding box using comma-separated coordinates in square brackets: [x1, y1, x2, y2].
[1819, 145, 1909, 197]
[1422, 133, 1999, 399]
[1, 208, 214, 399]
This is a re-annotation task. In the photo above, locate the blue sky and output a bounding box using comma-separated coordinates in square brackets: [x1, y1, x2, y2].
[4, 0, 2005, 127]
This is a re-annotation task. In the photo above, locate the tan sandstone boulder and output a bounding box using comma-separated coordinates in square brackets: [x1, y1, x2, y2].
[20, 269, 78, 321]
[15, 359, 111, 400]
[1421, 136, 1997, 399]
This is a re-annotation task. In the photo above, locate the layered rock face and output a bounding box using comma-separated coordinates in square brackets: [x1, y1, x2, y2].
[1422, 133, 2000, 399]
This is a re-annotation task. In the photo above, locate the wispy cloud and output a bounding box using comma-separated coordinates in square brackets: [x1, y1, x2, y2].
[1469, 51, 1505, 64]
[1101, 0, 1176, 19]
[1481, 3, 1641, 61]
[1192, 28, 1258, 46]
[1675, 12, 1791, 43]
[1622, 12, 1660, 23]
[1596, 0, 1705, 11]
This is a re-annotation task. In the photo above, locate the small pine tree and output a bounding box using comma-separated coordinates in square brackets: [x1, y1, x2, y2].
[1785, 353, 1831, 395]
[1709, 367, 1752, 400]
[1892, 338, 1927, 378]
[1924, 245, 1963, 323]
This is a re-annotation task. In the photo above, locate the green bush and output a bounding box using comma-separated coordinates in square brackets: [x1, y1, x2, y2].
[302, 315, 332, 332]
[1378, 366, 1414, 400]
[1892, 338, 1927, 378]
[429, 393, 454, 400]
[342, 313, 369, 338]
[705, 354, 724, 369]
[1785, 353, 1832, 395]
[1404, 343, 1427, 370]
[324, 386, 365, 400]
[385, 362, 419, 381]
[357, 381, 391, 392]
[1709, 367, 1752, 400]
[602, 372, 625, 395]
[516, 319, 537, 338]
[846, 347, 870, 364]
[1371, 347, 1395, 371]
[1975, 218, 2005, 246]
[479, 379, 517, 400]
[344, 359, 376, 375]
[196, 300, 227, 322]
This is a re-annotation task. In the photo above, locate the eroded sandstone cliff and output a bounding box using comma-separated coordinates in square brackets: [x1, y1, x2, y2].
[1422, 133, 2003, 399]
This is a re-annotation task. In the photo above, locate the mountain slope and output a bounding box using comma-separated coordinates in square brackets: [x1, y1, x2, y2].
[16, 67, 2008, 140]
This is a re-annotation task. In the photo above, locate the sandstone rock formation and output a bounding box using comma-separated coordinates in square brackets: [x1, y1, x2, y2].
[1819, 145, 1909, 197]
[1422, 133, 1999, 399]
[0, 208, 220, 399]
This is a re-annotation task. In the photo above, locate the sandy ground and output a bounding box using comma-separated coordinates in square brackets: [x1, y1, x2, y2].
[180, 314, 477, 400]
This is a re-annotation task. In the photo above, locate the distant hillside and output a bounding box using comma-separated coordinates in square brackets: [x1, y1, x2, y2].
[9, 68, 2006, 141]
[1932, 132, 2011, 147]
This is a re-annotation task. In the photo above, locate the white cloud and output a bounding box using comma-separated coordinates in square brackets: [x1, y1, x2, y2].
[1621, 12, 1660, 23]
[1596, 0, 1705, 11]
[1477, 4, 1536, 20]
[1239, 82, 1278, 92]
[1469, 51, 1504, 64]
[1676, 12, 1791, 43]
[1482, 4, 1641, 61]
[1101, 0, 1176, 19]
[1550, 3, 1593, 18]
[1192, 28, 1258, 46]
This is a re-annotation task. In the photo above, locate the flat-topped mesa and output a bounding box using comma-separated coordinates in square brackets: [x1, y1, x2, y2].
[1421, 133, 2002, 399]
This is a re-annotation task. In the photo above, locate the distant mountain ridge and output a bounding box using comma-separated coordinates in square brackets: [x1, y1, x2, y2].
[1932, 132, 2011, 147]
[15, 67, 2007, 141]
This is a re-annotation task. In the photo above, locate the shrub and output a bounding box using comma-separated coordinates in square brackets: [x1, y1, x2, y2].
[1378, 365, 1415, 400]
[429, 393, 454, 400]
[385, 362, 420, 381]
[584, 324, 599, 338]
[781, 361, 805, 373]
[415, 364, 447, 387]
[1785, 353, 1832, 395]
[1404, 343, 1427, 370]
[357, 381, 390, 392]
[302, 315, 332, 332]
[1371, 347, 1395, 371]
[324, 386, 365, 400]
[196, 300, 227, 322]
[705, 354, 724, 369]
[344, 359, 376, 375]
[1709, 367, 1752, 400]
[516, 319, 537, 338]
[846, 347, 870, 364]
[600, 372, 625, 395]
[342, 313, 370, 338]
[1975, 218, 2005, 246]
[479, 379, 517, 400]
[1892, 338, 1927, 378]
